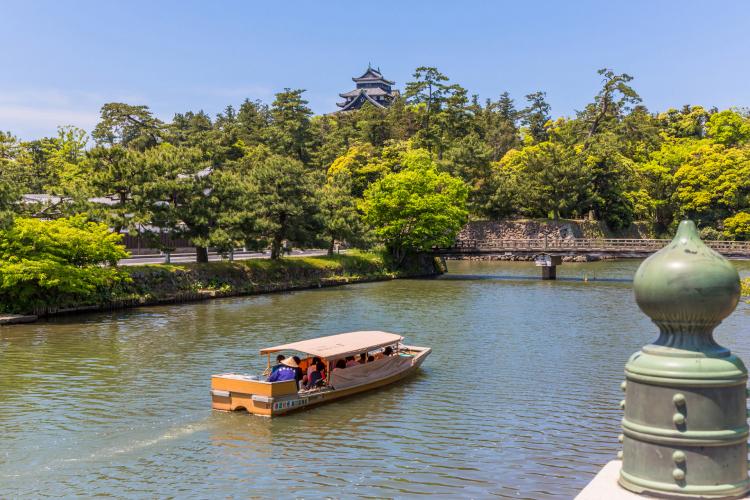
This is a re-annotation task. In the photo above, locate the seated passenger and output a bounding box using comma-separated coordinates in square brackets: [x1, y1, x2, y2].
[292, 356, 304, 385]
[306, 357, 322, 381]
[375, 346, 394, 360]
[306, 361, 326, 388]
[270, 354, 286, 375]
[358, 353, 367, 364]
[367, 355, 375, 363]
[334, 359, 347, 371]
[345, 356, 358, 368]
[267, 357, 298, 382]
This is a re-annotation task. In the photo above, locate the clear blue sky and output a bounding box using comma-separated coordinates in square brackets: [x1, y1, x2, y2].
[2, 0, 749, 139]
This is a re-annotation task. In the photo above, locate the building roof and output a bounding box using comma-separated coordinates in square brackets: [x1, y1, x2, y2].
[336, 90, 387, 111]
[339, 87, 392, 98]
[260, 331, 403, 358]
[352, 66, 395, 85]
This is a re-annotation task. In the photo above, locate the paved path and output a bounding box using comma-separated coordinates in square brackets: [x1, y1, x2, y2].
[119, 249, 330, 266]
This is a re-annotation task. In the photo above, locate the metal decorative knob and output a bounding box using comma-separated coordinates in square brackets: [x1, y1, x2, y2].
[619, 220, 749, 498]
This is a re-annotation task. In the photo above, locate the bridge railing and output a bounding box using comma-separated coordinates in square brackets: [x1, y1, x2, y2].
[442, 238, 750, 254]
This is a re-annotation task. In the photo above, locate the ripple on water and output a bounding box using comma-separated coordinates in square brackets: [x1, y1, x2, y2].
[2, 260, 749, 498]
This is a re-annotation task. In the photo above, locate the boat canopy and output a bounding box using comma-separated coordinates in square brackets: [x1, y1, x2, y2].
[260, 331, 404, 359]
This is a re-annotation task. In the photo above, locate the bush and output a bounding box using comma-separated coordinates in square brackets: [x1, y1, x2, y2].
[723, 212, 750, 241]
[699, 226, 723, 240]
[0, 216, 129, 313]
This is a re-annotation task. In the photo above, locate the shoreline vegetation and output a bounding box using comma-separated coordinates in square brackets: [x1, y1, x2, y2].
[0, 251, 444, 323]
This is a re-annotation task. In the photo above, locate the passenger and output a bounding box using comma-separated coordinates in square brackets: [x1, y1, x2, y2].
[270, 354, 285, 375]
[375, 346, 394, 360]
[345, 356, 358, 368]
[367, 355, 375, 363]
[306, 361, 326, 388]
[267, 357, 298, 382]
[334, 359, 347, 370]
[358, 353, 367, 364]
[297, 357, 310, 373]
[307, 357, 322, 380]
[292, 356, 304, 385]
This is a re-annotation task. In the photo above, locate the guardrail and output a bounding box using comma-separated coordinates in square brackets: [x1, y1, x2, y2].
[437, 238, 750, 255]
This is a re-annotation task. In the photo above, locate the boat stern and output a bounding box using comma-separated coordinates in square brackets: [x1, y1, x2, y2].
[210, 373, 298, 416]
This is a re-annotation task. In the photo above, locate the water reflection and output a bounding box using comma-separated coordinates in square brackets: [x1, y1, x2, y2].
[0, 259, 748, 498]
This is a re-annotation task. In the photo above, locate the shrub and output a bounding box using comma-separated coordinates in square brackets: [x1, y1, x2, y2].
[0, 216, 129, 313]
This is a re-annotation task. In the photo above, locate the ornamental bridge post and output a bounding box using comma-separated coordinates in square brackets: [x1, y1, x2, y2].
[619, 220, 749, 497]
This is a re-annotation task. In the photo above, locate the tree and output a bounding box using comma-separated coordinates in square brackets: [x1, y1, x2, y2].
[145, 145, 218, 262]
[582, 68, 641, 142]
[0, 131, 28, 224]
[481, 92, 521, 160]
[319, 170, 364, 255]
[84, 145, 149, 233]
[499, 141, 589, 220]
[521, 91, 551, 143]
[268, 89, 313, 163]
[92, 103, 163, 151]
[327, 143, 388, 197]
[405, 66, 450, 152]
[724, 212, 750, 240]
[361, 152, 468, 264]
[245, 154, 320, 259]
[705, 110, 750, 146]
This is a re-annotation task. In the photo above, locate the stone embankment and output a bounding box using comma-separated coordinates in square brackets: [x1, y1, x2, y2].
[450, 219, 653, 261]
[6, 252, 443, 324]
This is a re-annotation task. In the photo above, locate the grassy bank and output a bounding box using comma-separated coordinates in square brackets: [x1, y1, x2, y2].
[20, 251, 443, 318]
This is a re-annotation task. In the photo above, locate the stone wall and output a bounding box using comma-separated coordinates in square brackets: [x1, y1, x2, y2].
[456, 219, 654, 244]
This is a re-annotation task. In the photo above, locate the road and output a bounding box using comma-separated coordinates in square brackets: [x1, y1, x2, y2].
[119, 249, 330, 266]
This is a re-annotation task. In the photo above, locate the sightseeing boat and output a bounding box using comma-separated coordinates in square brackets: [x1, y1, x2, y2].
[210, 331, 431, 417]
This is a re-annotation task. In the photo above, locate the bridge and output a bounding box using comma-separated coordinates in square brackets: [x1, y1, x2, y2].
[433, 238, 750, 258]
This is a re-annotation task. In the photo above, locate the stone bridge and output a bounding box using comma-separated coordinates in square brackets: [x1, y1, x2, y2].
[432, 238, 750, 259]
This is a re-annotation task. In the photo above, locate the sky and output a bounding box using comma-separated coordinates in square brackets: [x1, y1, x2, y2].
[2, 0, 750, 139]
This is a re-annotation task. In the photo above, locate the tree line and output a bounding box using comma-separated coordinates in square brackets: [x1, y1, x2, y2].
[2, 66, 750, 265]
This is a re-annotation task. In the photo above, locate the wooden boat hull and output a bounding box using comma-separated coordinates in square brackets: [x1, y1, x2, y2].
[211, 346, 431, 417]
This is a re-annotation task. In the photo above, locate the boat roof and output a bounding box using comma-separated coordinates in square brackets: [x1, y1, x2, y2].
[260, 331, 404, 358]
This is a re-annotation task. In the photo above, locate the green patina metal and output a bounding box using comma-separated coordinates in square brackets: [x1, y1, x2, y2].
[620, 220, 749, 498]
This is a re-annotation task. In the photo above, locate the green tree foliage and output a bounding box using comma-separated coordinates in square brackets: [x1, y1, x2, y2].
[268, 89, 313, 163]
[0, 216, 128, 313]
[245, 154, 320, 259]
[145, 145, 219, 262]
[7, 64, 750, 264]
[724, 212, 750, 240]
[521, 91, 551, 143]
[92, 103, 163, 151]
[319, 170, 364, 255]
[361, 152, 468, 264]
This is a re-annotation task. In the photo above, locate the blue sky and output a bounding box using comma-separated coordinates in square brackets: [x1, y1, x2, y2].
[2, 0, 749, 139]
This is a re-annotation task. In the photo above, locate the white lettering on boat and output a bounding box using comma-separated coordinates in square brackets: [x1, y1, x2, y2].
[273, 398, 309, 410]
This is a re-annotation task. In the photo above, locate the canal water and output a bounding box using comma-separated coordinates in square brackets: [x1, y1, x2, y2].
[2, 260, 749, 498]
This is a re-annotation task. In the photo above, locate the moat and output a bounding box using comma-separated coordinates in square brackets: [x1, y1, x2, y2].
[2, 260, 749, 498]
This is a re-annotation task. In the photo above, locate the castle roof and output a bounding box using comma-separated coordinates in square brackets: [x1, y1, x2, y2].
[336, 89, 387, 111]
[352, 66, 395, 85]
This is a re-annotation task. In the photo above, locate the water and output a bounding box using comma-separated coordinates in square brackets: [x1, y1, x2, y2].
[1, 260, 749, 498]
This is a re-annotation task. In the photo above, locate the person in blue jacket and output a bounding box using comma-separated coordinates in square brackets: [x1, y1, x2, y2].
[268, 357, 298, 382]
[269, 354, 286, 376]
